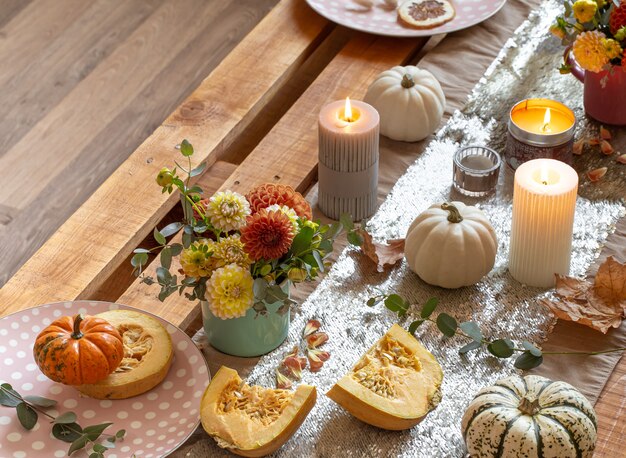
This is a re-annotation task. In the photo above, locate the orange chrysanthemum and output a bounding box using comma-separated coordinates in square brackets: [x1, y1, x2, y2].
[240, 209, 295, 261]
[246, 183, 312, 220]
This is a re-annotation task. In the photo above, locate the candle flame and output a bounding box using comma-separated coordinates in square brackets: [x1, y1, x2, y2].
[541, 108, 551, 133]
[344, 97, 353, 122]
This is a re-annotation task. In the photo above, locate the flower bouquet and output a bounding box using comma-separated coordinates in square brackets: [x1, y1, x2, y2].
[551, 0, 626, 123]
[133, 140, 343, 357]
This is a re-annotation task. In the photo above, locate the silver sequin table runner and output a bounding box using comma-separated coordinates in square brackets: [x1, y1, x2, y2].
[194, 1, 626, 456]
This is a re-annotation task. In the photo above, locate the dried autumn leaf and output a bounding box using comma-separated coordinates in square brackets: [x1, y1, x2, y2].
[573, 138, 585, 155]
[588, 137, 600, 146]
[600, 140, 614, 155]
[358, 229, 405, 273]
[617, 154, 626, 164]
[541, 257, 626, 333]
[587, 167, 607, 182]
[600, 126, 611, 140]
[275, 369, 292, 389]
[302, 319, 321, 338]
[305, 332, 328, 349]
[282, 356, 305, 380]
[307, 348, 330, 372]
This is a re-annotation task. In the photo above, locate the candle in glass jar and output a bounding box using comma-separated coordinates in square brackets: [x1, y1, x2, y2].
[508, 158, 578, 287]
[318, 97, 379, 221]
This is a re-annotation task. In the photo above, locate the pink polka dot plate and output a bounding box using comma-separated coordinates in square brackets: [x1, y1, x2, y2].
[0, 301, 211, 458]
[305, 0, 507, 37]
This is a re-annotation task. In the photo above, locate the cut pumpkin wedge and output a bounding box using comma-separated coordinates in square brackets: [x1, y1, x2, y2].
[200, 366, 316, 457]
[327, 324, 443, 430]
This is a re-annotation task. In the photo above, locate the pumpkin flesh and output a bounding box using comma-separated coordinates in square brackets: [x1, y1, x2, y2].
[33, 315, 123, 385]
[201, 366, 316, 457]
[327, 324, 443, 430]
[77, 310, 173, 399]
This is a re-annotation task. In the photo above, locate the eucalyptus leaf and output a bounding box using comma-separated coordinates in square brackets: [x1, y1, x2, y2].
[16, 402, 38, 430]
[23, 395, 57, 408]
[487, 339, 515, 358]
[459, 322, 483, 343]
[83, 422, 112, 440]
[339, 213, 354, 231]
[180, 139, 194, 157]
[253, 278, 268, 301]
[68, 434, 90, 455]
[115, 429, 126, 438]
[366, 297, 377, 307]
[312, 250, 324, 273]
[436, 313, 457, 337]
[54, 412, 78, 424]
[182, 231, 192, 248]
[322, 222, 342, 241]
[130, 252, 148, 269]
[408, 320, 424, 335]
[347, 230, 363, 247]
[514, 351, 544, 370]
[132, 248, 150, 254]
[52, 422, 83, 442]
[522, 341, 543, 357]
[170, 243, 183, 256]
[459, 341, 482, 354]
[89, 453, 102, 458]
[384, 294, 408, 313]
[156, 266, 172, 284]
[153, 227, 166, 245]
[160, 222, 183, 238]
[160, 248, 172, 270]
[0, 385, 22, 407]
[420, 297, 438, 318]
[190, 162, 206, 178]
[93, 443, 108, 453]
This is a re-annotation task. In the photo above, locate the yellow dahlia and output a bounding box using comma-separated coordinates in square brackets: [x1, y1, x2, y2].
[266, 204, 299, 233]
[549, 23, 566, 40]
[207, 264, 254, 319]
[572, 0, 597, 23]
[602, 38, 622, 60]
[246, 183, 312, 220]
[213, 235, 251, 268]
[240, 209, 295, 261]
[180, 239, 216, 278]
[206, 191, 250, 232]
[573, 31, 610, 72]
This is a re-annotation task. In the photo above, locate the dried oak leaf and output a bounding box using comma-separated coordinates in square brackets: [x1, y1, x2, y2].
[541, 257, 626, 333]
[358, 229, 405, 272]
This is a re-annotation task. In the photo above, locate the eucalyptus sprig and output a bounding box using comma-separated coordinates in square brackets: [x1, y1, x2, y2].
[0, 383, 126, 457]
[368, 293, 626, 370]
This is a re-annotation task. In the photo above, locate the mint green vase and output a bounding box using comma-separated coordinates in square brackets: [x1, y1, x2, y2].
[201, 283, 290, 357]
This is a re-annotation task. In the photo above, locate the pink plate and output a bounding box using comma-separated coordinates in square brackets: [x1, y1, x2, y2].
[305, 0, 507, 37]
[0, 301, 210, 458]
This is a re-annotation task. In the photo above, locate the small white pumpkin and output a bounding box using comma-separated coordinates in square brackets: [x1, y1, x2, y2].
[462, 375, 597, 458]
[404, 202, 497, 289]
[364, 65, 445, 142]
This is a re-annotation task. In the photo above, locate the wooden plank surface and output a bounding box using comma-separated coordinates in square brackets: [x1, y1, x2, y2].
[117, 32, 428, 328]
[0, 0, 331, 313]
[0, 0, 277, 286]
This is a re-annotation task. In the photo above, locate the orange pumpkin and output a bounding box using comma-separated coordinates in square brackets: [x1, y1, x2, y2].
[33, 314, 124, 385]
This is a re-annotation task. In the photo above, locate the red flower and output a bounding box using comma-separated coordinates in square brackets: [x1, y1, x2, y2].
[240, 209, 295, 261]
[246, 183, 312, 220]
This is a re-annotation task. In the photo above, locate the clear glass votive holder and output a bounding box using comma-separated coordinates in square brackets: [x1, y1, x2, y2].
[453, 146, 501, 197]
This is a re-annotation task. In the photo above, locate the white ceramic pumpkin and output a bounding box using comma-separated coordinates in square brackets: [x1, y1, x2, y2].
[364, 65, 445, 142]
[462, 375, 597, 458]
[404, 202, 497, 289]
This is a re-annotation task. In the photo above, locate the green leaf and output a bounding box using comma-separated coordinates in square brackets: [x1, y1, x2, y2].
[160, 222, 183, 237]
[91, 444, 107, 454]
[312, 250, 324, 273]
[0, 384, 22, 407]
[187, 185, 203, 194]
[180, 139, 194, 157]
[290, 226, 314, 256]
[131, 252, 148, 269]
[83, 422, 112, 440]
[170, 243, 183, 256]
[153, 227, 166, 245]
[339, 213, 354, 231]
[253, 278, 268, 301]
[384, 294, 408, 314]
[366, 297, 377, 307]
[115, 429, 126, 439]
[259, 265, 272, 277]
[436, 313, 457, 337]
[265, 285, 288, 303]
[347, 230, 363, 246]
[89, 453, 102, 458]
[160, 248, 172, 269]
[459, 321, 483, 343]
[68, 434, 90, 455]
[420, 297, 438, 318]
[156, 266, 172, 285]
[514, 351, 544, 370]
[16, 402, 38, 430]
[55, 412, 78, 424]
[190, 162, 206, 178]
[408, 320, 424, 335]
[487, 339, 515, 358]
[132, 248, 150, 254]
[182, 231, 192, 248]
[100, 440, 115, 449]
[459, 341, 482, 354]
[322, 222, 343, 241]
[52, 423, 83, 443]
[522, 341, 543, 357]
[23, 395, 57, 408]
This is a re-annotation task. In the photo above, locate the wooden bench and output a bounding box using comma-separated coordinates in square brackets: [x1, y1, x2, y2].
[0, 0, 623, 454]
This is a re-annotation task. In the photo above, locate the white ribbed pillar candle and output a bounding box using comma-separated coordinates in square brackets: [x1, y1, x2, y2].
[508, 158, 578, 287]
[318, 99, 379, 221]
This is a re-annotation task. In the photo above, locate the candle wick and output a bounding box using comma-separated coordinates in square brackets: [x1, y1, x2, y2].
[541, 123, 551, 133]
[542, 180, 548, 185]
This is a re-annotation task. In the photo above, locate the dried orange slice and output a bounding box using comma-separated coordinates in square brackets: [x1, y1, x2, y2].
[398, 0, 456, 29]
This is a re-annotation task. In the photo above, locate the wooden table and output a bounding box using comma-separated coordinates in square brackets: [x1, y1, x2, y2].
[0, 0, 623, 455]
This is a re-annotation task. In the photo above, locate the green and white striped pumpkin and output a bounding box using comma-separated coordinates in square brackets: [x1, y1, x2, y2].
[461, 375, 597, 458]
